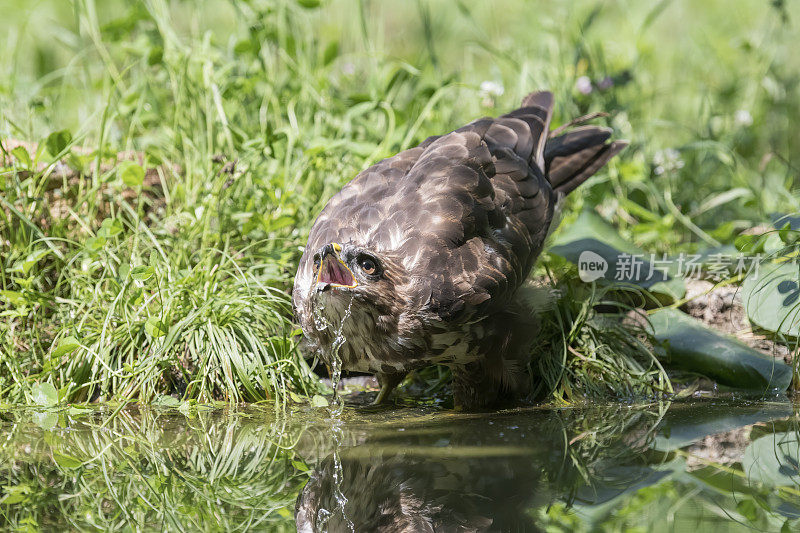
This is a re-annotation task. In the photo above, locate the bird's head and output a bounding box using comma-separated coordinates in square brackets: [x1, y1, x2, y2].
[305, 240, 404, 334]
[295, 239, 414, 370]
[312, 242, 381, 294]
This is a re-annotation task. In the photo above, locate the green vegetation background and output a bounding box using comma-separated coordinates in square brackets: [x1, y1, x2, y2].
[2, 0, 799, 405]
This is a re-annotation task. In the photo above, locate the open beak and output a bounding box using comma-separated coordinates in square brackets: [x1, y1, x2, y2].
[316, 243, 357, 290]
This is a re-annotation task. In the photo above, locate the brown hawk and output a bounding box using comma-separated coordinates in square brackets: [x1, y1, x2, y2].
[292, 91, 626, 409]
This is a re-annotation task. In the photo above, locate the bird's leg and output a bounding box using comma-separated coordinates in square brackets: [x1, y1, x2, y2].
[373, 372, 406, 405]
[452, 363, 498, 411]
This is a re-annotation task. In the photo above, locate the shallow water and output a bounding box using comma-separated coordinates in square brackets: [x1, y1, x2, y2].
[0, 398, 798, 532]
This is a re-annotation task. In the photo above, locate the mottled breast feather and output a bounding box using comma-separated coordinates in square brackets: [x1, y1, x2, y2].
[295, 93, 558, 323]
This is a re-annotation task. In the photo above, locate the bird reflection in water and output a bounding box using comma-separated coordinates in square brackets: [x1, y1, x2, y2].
[294, 405, 664, 532]
[295, 449, 541, 532]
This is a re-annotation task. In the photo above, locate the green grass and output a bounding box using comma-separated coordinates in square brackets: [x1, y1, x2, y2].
[0, 406, 308, 531]
[532, 278, 671, 402]
[2, 0, 800, 404]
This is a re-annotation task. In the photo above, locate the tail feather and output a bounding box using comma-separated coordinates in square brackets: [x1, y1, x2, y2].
[544, 125, 627, 195]
[512, 92, 626, 194]
[507, 91, 554, 173]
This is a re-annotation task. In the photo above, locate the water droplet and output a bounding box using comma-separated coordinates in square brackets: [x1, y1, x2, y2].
[309, 293, 356, 532]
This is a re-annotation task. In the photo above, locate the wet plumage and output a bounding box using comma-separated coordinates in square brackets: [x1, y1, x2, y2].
[292, 91, 626, 409]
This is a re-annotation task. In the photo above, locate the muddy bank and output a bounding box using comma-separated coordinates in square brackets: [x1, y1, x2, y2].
[682, 280, 792, 364]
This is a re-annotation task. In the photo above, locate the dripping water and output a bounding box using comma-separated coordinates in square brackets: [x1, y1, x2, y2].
[312, 294, 329, 332]
[317, 411, 354, 533]
[310, 291, 355, 532]
[311, 291, 354, 409]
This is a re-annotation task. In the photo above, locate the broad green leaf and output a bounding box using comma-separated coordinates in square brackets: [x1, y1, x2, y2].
[291, 460, 310, 472]
[118, 161, 145, 187]
[53, 452, 83, 469]
[650, 308, 792, 391]
[85, 236, 107, 252]
[30, 382, 59, 407]
[310, 394, 329, 407]
[100, 217, 124, 237]
[763, 233, 784, 254]
[266, 215, 295, 232]
[349, 141, 378, 158]
[742, 261, 800, 336]
[152, 395, 180, 407]
[20, 248, 50, 274]
[322, 40, 339, 65]
[147, 45, 163, 65]
[10, 146, 31, 169]
[0, 290, 27, 306]
[45, 130, 72, 157]
[234, 38, 252, 54]
[689, 465, 767, 500]
[650, 400, 792, 451]
[178, 401, 195, 416]
[145, 316, 168, 338]
[11, 276, 33, 289]
[304, 137, 346, 156]
[33, 411, 58, 430]
[52, 335, 80, 358]
[736, 499, 761, 523]
[742, 431, 800, 488]
[127, 287, 144, 306]
[709, 221, 737, 242]
[554, 210, 640, 254]
[0, 484, 30, 505]
[130, 265, 155, 281]
[550, 210, 685, 302]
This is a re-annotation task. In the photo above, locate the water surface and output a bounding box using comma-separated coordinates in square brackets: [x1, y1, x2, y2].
[1, 398, 798, 531]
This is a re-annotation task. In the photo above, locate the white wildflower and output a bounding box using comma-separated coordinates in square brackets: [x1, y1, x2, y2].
[575, 76, 592, 95]
[734, 109, 753, 127]
[653, 148, 684, 176]
[479, 80, 504, 97]
[479, 80, 504, 107]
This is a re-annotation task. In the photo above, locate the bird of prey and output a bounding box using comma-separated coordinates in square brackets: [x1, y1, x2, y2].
[292, 91, 626, 409]
[295, 445, 541, 532]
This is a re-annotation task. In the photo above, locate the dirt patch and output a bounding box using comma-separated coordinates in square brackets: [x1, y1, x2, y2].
[684, 424, 752, 469]
[1, 138, 168, 190]
[0, 138, 176, 234]
[0, 139, 175, 222]
[682, 280, 792, 364]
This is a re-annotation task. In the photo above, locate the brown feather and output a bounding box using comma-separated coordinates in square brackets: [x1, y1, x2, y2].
[545, 126, 628, 194]
[292, 90, 627, 409]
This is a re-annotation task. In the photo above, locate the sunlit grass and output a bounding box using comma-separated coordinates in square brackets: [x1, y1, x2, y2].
[0, 406, 309, 531]
[2, 0, 800, 403]
[532, 278, 672, 402]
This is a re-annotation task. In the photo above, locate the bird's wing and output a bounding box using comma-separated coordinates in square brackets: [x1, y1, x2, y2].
[410, 90, 626, 321]
[401, 96, 559, 321]
[294, 91, 625, 324]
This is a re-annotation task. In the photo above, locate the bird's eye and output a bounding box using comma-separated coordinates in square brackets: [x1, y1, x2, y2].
[358, 256, 377, 275]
